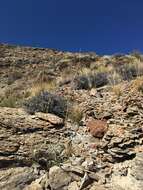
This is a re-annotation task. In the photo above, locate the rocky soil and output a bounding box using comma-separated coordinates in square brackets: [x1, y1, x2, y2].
[0, 44, 143, 190]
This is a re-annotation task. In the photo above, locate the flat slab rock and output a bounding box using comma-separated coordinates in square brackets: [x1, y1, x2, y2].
[0, 167, 39, 190]
[35, 112, 64, 125]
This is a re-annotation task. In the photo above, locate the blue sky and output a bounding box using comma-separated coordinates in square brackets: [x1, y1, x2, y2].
[0, 0, 143, 54]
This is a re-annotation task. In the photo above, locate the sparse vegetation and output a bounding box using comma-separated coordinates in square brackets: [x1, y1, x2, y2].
[30, 80, 57, 97]
[112, 84, 123, 97]
[7, 70, 23, 85]
[67, 104, 83, 124]
[74, 71, 108, 90]
[32, 143, 65, 169]
[24, 91, 67, 118]
[36, 70, 54, 83]
[131, 76, 143, 93]
[0, 95, 18, 108]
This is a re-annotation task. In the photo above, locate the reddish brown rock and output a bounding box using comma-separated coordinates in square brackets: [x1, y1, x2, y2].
[86, 118, 107, 138]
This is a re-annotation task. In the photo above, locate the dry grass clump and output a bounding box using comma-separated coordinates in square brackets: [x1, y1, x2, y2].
[131, 76, 143, 93]
[0, 86, 29, 108]
[134, 61, 143, 76]
[0, 95, 18, 108]
[36, 70, 54, 83]
[67, 104, 83, 124]
[112, 84, 123, 97]
[30, 80, 57, 97]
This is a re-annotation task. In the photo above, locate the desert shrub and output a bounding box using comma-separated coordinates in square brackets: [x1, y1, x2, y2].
[32, 143, 65, 169]
[36, 70, 54, 83]
[74, 75, 92, 90]
[115, 63, 137, 81]
[93, 72, 108, 87]
[135, 61, 143, 76]
[74, 72, 108, 90]
[108, 71, 122, 85]
[24, 91, 67, 118]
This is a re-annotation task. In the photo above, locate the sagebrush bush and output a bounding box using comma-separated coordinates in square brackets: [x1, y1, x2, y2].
[94, 72, 108, 87]
[24, 91, 67, 118]
[74, 72, 108, 90]
[115, 63, 138, 81]
[74, 75, 92, 90]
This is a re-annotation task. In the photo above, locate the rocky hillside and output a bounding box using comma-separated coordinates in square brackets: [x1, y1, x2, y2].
[0, 44, 143, 190]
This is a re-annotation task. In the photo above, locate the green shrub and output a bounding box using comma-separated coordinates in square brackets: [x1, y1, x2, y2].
[74, 72, 108, 90]
[32, 143, 65, 169]
[24, 91, 67, 118]
[115, 64, 137, 81]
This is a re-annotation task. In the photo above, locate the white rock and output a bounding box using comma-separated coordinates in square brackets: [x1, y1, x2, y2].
[49, 166, 72, 190]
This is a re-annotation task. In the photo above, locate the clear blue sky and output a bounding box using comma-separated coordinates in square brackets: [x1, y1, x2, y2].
[0, 0, 143, 54]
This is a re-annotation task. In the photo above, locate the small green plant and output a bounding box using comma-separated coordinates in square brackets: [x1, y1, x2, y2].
[32, 143, 65, 169]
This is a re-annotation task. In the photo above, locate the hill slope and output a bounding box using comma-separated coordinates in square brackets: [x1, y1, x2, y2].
[0, 44, 143, 190]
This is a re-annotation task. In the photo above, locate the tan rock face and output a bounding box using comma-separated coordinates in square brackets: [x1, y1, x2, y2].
[86, 118, 107, 138]
[35, 112, 64, 125]
[111, 153, 143, 190]
[49, 166, 72, 190]
[0, 167, 38, 190]
[68, 181, 79, 190]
